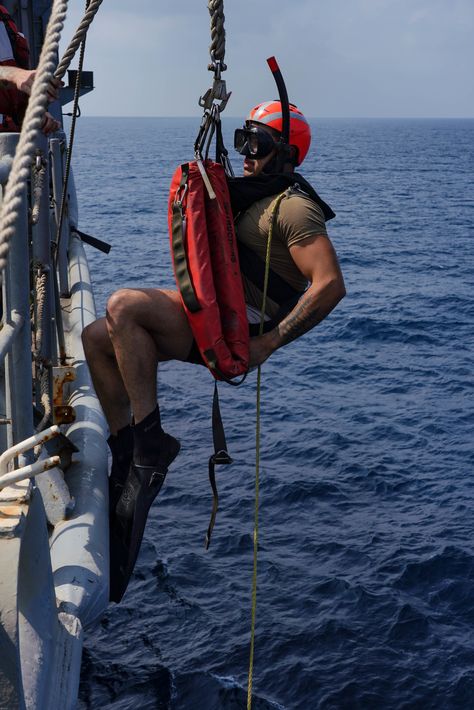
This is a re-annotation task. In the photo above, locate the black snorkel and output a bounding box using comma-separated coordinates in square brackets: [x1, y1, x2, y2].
[266, 56, 292, 173]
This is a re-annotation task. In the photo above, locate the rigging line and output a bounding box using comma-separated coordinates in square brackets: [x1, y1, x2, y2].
[55, 0, 103, 81]
[54, 26, 86, 261]
[208, 0, 226, 65]
[247, 192, 287, 710]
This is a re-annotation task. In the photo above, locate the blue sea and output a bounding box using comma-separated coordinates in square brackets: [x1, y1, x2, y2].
[71, 117, 474, 709]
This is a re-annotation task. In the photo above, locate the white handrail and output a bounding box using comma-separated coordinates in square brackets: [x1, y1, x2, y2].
[0, 424, 60, 474]
[0, 455, 61, 490]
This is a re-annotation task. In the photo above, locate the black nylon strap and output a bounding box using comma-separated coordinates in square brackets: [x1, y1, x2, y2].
[227, 173, 336, 221]
[238, 240, 304, 307]
[171, 164, 201, 314]
[215, 118, 234, 177]
[72, 227, 111, 254]
[205, 382, 233, 549]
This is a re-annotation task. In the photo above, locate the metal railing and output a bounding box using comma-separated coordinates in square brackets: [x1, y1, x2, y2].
[0, 129, 69, 491]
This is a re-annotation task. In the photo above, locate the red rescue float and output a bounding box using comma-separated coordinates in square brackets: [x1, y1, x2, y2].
[168, 160, 249, 381]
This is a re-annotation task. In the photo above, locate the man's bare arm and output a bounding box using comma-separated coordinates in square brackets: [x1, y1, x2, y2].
[249, 233, 346, 367]
[0, 66, 61, 101]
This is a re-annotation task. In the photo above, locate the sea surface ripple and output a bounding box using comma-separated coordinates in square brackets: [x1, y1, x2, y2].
[71, 117, 474, 709]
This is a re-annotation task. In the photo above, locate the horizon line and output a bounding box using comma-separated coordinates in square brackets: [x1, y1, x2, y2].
[65, 115, 474, 121]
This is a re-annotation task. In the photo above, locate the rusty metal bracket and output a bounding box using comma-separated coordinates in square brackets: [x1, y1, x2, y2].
[52, 366, 76, 424]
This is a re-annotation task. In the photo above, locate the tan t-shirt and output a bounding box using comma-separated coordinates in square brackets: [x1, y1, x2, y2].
[235, 188, 328, 320]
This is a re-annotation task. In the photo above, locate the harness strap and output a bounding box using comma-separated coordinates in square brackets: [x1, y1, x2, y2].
[215, 115, 234, 177]
[237, 240, 304, 307]
[205, 196, 292, 549]
[171, 164, 201, 313]
[205, 381, 233, 549]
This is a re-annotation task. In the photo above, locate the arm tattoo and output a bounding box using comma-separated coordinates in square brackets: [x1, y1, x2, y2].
[276, 289, 331, 347]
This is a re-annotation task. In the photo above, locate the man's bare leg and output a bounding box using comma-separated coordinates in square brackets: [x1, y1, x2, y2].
[82, 317, 131, 435]
[84, 286, 194, 472]
[104, 287, 193, 424]
[84, 287, 195, 602]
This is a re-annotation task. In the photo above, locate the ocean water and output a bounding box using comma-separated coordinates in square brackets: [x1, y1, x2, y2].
[70, 117, 474, 709]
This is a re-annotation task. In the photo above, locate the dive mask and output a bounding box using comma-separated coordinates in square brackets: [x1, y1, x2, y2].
[234, 125, 276, 159]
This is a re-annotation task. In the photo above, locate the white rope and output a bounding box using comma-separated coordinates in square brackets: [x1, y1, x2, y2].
[55, 0, 103, 81]
[0, 0, 68, 274]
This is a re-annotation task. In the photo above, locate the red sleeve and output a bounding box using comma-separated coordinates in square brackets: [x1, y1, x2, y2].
[0, 88, 15, 113]
[0, 87, 28, 124]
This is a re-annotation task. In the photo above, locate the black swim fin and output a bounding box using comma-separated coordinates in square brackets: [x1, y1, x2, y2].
[109, 433, 180, 603]
[108, 427, 133, 516]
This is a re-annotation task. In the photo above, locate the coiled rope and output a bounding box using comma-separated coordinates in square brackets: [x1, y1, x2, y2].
[33, 266, 52, 432]
[33, 267, 48, 357]
[31, 152, 47, 225]
[36, 369, 52, 433]
[55, 0, 103, 81]
[0, 0, 68, 274]
[207, 0, 226, 66]
[247, 192, 287, 709]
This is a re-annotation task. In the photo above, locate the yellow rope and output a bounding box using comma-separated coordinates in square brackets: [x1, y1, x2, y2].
[247, 191, 286, 709]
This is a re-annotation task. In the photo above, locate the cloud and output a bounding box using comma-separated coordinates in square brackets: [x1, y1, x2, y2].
[60, 0, 474, 118]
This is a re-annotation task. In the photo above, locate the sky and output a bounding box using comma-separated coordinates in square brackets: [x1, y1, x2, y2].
[60, 0, 474, 118]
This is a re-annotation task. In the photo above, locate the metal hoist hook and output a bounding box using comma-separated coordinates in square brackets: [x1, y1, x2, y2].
[199, 54, 231, 114]
[194, 2, 233, 173]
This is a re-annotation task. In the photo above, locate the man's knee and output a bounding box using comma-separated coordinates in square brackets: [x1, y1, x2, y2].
[106, 288, 138, 331]
[82, 319, 109, 358]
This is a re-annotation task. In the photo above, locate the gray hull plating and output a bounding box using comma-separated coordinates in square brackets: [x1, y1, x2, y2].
[0, 140, 109, 708]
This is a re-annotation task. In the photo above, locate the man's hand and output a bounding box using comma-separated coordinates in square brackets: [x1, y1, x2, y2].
[5, 67, 62, 102]
[248, 331, 279, 369]
[40, 110, 60, 135]
[13, 67, 35, 95]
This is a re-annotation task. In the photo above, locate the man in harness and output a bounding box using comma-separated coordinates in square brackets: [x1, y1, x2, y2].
[83, 99, 346, 602]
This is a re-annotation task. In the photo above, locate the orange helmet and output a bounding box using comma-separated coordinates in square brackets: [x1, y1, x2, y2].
[246, 100, 311, 166]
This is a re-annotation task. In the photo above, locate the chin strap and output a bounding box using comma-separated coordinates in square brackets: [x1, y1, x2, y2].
[262, 142, 296, 175]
